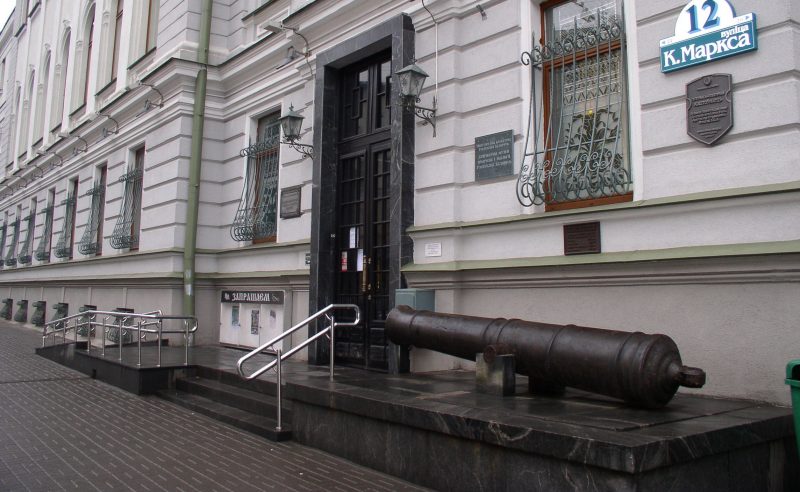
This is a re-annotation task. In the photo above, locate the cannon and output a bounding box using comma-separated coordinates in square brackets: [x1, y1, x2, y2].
[386, 306, 706, 408]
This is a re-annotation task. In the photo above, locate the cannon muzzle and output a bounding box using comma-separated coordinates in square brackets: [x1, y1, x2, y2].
[386, 306, 706, 408]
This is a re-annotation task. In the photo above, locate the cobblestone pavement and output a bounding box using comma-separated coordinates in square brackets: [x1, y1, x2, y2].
[0, 322, 427, 492]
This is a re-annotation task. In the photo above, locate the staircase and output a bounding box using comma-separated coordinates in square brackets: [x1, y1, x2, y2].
[156, 366, 292, 441]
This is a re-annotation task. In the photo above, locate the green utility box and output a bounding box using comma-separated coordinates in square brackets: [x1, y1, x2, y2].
[395, 289, 435, 312]
[787, 360, 800, 457]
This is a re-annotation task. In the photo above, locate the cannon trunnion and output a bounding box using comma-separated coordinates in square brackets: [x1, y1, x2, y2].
[385, 306, 706, 408]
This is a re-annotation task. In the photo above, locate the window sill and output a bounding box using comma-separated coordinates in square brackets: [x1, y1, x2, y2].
[545, 193, 633, 212]
[95, 77, 117, 98]
[128, 48, 156, 71]
[28, 1, 41, 18]
[69, 103, 86, 119]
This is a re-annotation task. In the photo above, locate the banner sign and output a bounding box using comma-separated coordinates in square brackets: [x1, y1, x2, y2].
[660, 1, 757, 73]
[221, 290, 284, 304]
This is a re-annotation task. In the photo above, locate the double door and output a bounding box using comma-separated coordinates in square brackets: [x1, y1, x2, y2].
[334, 53, 393, 370]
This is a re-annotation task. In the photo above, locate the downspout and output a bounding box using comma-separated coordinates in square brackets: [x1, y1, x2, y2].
[182, 0, 213, 317]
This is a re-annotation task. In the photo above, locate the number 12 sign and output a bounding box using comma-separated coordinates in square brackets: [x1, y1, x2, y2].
[660, 0, 757, 73]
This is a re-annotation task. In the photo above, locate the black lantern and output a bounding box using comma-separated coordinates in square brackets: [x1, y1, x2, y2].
[396, 63, 429, 101]
[278, 104, 314, 159]
[395, 63, 437, 136]
[279, 105, 304, 142]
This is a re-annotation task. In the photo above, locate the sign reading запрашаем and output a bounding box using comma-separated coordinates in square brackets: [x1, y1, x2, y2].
[660, 1, 757, 73]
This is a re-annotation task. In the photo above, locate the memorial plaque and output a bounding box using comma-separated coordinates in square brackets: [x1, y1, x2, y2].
[686, 74, 733, 145]
[475, 130, 514, 181]
[280, 186, 302, 219]
[564, 222, 601, 255]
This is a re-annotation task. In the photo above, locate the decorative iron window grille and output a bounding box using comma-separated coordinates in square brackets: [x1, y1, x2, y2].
[231, 120, 280, 242]
[34, 205, 54, 262]
[517, 1, 630, 207]
[54, 194, 77, 259]
[110, 167, 144, 250]
[18, 207, 36, 265]
[4, 217, 20, 267]
[77, 183, 105, 256]
[0, 223, 7, 269]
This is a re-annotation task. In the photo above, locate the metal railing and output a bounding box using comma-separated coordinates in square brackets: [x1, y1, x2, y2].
[237, 304, 360, 432]
[43, 310, 198, 367]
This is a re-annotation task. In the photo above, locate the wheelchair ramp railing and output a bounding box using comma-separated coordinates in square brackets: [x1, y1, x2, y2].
[43, 310, 198, 367]
[237, 304, 360, 431]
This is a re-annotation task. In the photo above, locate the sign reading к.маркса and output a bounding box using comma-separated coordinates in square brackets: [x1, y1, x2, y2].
[660, 0, 757, 73]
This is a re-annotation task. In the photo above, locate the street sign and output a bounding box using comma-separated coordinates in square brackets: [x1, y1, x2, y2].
[660, 1, 757, 73]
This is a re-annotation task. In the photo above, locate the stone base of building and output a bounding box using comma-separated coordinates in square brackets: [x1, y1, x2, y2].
[287, 370, 799, 491]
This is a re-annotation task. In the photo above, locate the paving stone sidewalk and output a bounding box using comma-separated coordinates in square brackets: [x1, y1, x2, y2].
[0, 321, 427, 492]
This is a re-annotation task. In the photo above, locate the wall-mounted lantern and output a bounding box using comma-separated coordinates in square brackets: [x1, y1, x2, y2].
[396, 62, 437, 136]
[278, 105, 314, 159]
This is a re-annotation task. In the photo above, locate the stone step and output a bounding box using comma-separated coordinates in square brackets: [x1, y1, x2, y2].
[194, 365, 280, 396]
[176, 376, 291, 421]
[156, 388, 292, 442]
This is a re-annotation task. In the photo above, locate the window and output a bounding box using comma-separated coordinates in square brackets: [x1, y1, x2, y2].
[518, 0, 630, 210]
[33, 52, 50, 145]
[78, 4, 96, 108]
[110, 0, 124, 82]
[18, 199, 36, 265]
[0, 216, 7, 269]
[0, 59, 5, 96]
[54, 178, 78, 259]
[35, 188, 55, 262]
[231, 113, 281, 243]
[51, 30, 70, 130]
[145, 0, 159, 52]
[4, 206, 20, 267]
[111, 147, 144, 251]
[18, 72, 34, 159]
[78, 165, 106, 256]
[10, 87, 20, 164]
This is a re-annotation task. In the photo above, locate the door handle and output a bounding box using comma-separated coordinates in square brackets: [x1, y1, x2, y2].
[361, 254, 369, 294]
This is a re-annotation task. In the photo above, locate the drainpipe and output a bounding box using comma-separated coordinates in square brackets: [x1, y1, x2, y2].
[183, 0, 213, 317]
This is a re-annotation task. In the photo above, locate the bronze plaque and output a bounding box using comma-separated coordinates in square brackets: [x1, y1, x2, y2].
[564, 222, 601, 255]
[686, 74, 733, 145]
[280, 186, 302, 219]
[475, 130, 514, 181]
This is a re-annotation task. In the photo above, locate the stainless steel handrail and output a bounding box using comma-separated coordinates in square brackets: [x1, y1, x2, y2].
[43, 310, 198, 367]
[236, 304, 360, 432]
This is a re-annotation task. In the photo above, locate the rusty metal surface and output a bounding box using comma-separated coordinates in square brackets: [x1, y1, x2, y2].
[386, 306, 706, 408]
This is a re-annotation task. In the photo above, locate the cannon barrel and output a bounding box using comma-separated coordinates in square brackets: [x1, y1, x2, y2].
[386, 306, 706, 408]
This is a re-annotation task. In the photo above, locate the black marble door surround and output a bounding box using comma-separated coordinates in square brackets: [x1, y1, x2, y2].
[309, 14, 415, 372]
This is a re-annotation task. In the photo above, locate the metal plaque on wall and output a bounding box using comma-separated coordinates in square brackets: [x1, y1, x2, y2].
[280, 186, 302, 219]
[475, 130, 514, 181]
[686, 74, 733, 145]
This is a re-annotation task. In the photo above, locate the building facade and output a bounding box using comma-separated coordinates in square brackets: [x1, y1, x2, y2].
[0, 0, 797, 404]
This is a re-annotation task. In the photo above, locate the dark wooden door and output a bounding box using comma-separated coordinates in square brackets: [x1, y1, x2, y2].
[334, 52, 392, 370]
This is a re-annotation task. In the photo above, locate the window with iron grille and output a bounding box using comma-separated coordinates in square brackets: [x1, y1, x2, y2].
[18, 204, 36, 265]
[54, 186, 77, 259]
[231, 113, 280, 243]
[517, 0, 630, 210]
[77, 179, 105, 256]
[34, 202, 54, 262]
[0, 221, 7, 268]
[111, 148, 144, 250]
[4, 215, 20, 267]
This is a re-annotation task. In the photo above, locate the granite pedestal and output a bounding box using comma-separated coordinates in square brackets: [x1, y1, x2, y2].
[286, 370, 798, 491]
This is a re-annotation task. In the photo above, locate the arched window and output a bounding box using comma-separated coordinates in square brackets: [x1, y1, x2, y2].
[110, 0, 124, 81]
[33, 52, 50, 146]
[51, 30, 70, 130]
[79, 4, 96, 108]
[10, 87, 20, 163]
[145, 0, 158, 52]
[18, 72, 34, 159]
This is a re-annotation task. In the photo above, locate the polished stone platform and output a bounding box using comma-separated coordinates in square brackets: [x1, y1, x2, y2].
[36, 342, 799, 491]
